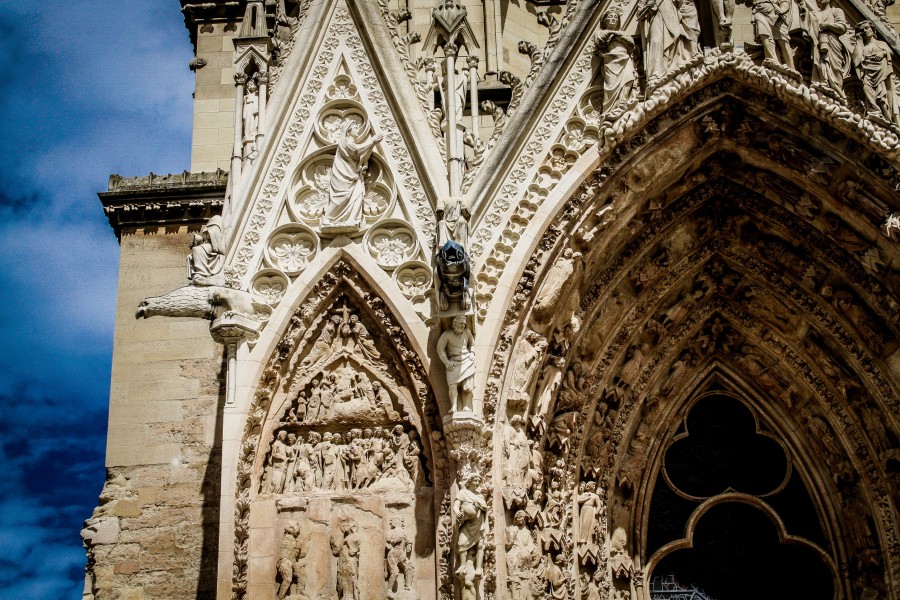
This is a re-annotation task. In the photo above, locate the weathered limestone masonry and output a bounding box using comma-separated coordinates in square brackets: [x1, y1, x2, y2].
[87, 1, 900, 599]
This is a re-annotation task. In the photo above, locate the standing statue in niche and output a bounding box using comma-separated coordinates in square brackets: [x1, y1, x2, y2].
[321, 122, 383, 233]
[385, 517, 415, 597]
[437, 316, 477, 413]
[741, 0, 796, 69]
[188, 215, 225, 285]
[576, 481, 604, 565]
[805, 0, 851, 99]
[277, 521, 310, 600]
[854, 21, 897, 124]
[243, 79, 260, 149]
[454, 472, 488, 600]
[332, 518, 361, 600]
[595, 9, 638, 115]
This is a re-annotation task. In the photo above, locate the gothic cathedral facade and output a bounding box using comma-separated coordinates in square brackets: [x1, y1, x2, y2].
[86, 1, 900, 599]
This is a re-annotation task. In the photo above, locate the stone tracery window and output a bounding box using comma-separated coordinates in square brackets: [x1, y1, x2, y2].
[647, 393, 835, 599]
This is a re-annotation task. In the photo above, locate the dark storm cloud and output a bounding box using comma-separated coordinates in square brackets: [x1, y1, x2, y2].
[0, 2, 195, 597]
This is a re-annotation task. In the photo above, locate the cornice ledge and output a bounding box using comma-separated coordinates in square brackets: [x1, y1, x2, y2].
[98, 170, 228, 238]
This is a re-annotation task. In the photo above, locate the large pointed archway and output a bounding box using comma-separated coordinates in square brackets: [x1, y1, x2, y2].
[488, 76, 900, 600]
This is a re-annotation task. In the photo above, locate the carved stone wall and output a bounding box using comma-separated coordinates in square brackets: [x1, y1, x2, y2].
[88, 1, 900, 599]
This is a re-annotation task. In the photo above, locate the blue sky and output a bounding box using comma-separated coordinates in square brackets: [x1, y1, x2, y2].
[0, 2, 194, 596]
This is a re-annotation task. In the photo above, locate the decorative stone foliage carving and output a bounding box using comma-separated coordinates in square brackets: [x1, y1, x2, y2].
[252, 269, 290, 306]
[393, 260, 433, 299]
[265, 224, 319, 275]
[365, 220, 418, 269]
[315, 102, 367, 145]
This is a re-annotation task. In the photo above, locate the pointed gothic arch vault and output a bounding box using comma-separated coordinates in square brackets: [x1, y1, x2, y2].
[490, 75, 900, 600]
[229, 258, 451, 600]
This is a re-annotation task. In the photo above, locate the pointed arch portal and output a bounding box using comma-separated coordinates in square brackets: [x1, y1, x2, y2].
[491, 76, 900, 600]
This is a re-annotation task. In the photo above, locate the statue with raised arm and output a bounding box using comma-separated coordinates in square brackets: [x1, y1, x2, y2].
[322, 122, 383, 233]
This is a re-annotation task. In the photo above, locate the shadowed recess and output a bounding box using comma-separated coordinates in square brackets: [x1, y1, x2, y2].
[664, 395, 788, 498]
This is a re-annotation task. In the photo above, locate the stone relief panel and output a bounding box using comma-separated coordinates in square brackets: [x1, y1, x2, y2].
[268, 497, 431, 600]
[265, 224, 319, 275]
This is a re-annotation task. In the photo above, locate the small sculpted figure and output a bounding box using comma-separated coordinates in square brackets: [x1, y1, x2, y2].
[595, 9, 638, 115]
[853, 21, 897, 124]
[711, 0, 736, 48]
[532, 248, 582, 323]
[332, 519, 361, 600]
[437, 197, 471, 251]
[806, 0, 851, 99]
[638, 0, 701, 86]
[741, 0, 796, 69]
[435, 240, 472, 310]
[437, 316, 477, 413]
[542, 553, 567, 599]
[267, 430, 289, 494]
[454, 472, 488, 600]
[506, 510, 539, 599]
[322, 122, 383, 233]
[243, 79, 260, 143]
[189, 215, 225, 285]
[577, 481, 604, 565]
[385, 518, 415, 596]
[502, 415, 531, 507]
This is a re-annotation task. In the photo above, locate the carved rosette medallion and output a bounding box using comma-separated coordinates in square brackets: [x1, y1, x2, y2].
[365, 220, 419, 269]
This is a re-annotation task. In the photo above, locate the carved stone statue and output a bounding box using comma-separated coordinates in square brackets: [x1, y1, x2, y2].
[437, 197, 471, 251]
[435, 240, 472, 310]
[267, 430, 290, 494]
[437, 316, 476, 413]
[638, 0, 701, 86]
[332, 518, 361, 600]
[742, 0, 796, 69]
[506, 510, 539, 599]
[385, 517, 415, 597]
[532, 248, 582, 323]
[577, 481, 604, 566]
[453, 472, 488, 600]
[510, 331, 548, 403]
[322, 122, 383, 233]
[711, 0, 735, 48]
[541, 553, 567, 599]
[609, 527, 634, 592]
[189, 215, 225, 285]
[595, 10, 638, 115]
[502, 415, 531, 507]
[276, 521, 310, 599]
[243, 79, 260, 143]
[853, 21, 897, 124]
[805, 0, 851, 99]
